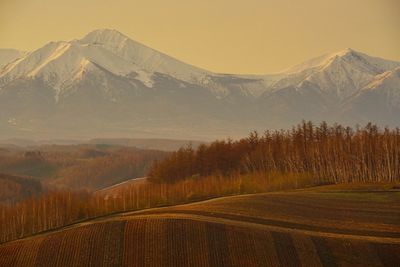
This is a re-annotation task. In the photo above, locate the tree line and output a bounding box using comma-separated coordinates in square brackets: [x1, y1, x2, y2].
[0, 171, 308, 243]
[148, 121, 400, 184]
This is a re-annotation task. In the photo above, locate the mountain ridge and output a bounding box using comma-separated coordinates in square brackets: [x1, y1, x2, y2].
[0, 29, 399, 140]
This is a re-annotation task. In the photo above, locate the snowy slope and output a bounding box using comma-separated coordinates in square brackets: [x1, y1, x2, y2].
[79, 29, 210, 82]
[365, 67, 400, 108]
[0, 49, 25, 68]
[0, 40, 150, 91]
[346, 67, 400, 119]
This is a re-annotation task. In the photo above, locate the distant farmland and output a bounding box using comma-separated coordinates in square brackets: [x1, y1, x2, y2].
[1, 185, 399, 267]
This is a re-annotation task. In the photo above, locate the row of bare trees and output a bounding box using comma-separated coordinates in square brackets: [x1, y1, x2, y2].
[0, 171, 311, 243]
[149, 122, 400, 184]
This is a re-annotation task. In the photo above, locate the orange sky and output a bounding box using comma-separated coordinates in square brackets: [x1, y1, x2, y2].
[0, 0, 399, 74]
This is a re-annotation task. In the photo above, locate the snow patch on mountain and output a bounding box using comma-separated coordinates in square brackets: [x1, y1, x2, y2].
[361, 67, 400, 107]
[0, 49, 26, 68]
[364, 67, 400, 90]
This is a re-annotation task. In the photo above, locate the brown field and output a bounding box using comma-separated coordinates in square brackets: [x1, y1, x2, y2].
[94, 177, 148, 198]
[0, 184, 399, 267]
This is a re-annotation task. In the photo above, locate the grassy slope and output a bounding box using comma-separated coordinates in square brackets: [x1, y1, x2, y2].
[0, 184, 399, 267]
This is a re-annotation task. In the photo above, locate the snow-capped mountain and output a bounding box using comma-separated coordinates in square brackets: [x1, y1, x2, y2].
[79, 29, 210, 82]
[0, 29, 270, 100]
[255, 49, 400, 127]
[0, 29, 399, 140]
[0, 30, 207, 88]
[271, 48, 400, 99]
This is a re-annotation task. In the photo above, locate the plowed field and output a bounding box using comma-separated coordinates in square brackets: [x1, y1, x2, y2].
[1, 184, 399, 266]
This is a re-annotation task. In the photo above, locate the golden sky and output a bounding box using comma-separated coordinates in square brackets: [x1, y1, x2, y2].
[0, 0, 399, 74]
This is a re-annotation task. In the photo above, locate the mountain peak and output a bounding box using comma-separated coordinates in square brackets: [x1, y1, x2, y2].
[282, 48, 358, 74]
[331, 48, 356, 57]
[80, 28, 130, 46]
[319, 48, 367, 67]
[285, 48, 399, 75]
[84, 28, 127, 37]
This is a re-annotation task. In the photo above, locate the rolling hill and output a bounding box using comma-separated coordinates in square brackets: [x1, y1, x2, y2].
[1, 185, 399, 266]
[0, 145, 167, 192]
[0, 29, 399, 140]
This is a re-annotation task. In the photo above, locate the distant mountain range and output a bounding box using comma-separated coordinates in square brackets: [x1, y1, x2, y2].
[1, 29, 399, 140]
